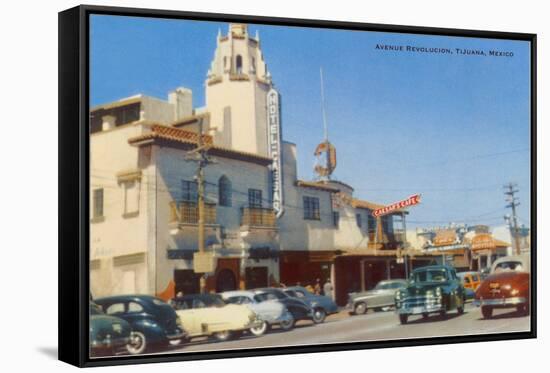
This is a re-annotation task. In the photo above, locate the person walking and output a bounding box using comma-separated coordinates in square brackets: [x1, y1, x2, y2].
[323, 279, 334, 300]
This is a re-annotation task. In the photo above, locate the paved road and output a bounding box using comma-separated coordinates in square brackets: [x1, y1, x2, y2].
[162, 304, 530, 354]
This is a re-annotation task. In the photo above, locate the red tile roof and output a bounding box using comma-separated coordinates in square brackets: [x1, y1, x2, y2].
[128, 124, 272, 166]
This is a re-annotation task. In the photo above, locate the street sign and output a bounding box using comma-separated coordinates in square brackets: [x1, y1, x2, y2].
[193, 252, 216, 273]
[372, 194, 421, 217]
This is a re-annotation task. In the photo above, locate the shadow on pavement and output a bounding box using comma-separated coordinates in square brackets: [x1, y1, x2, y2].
[404, 311, 467, 325]
[476, 309, 529, 320]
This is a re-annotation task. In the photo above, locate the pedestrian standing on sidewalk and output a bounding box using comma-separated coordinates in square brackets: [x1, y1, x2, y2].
[314, 278, 322, 295]
[323, 279, 334, 300]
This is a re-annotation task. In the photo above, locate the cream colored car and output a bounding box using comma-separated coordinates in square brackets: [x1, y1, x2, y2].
[172, 293, 263, 341]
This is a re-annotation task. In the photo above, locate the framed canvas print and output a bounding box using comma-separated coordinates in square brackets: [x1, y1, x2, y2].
[58, 4, 536, 367]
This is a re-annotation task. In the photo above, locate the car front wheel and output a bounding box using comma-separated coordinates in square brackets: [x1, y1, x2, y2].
[250, 321, 268, 337]
[399, 314, 408, 324]
[481, 306, 493, 319]
[354, 302, 367, 315]
[213, 331, 233, 342]
[126, 331, 147, 355]
[279, 316, 295, 331]
[312, 308, 326, 324]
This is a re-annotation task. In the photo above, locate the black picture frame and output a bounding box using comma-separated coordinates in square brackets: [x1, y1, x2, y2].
[59, 4, 537, 368]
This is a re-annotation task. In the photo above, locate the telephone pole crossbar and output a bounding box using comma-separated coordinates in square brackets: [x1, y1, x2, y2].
[503, 183, 522, 255]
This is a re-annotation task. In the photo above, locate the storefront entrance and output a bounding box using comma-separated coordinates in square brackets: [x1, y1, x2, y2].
[174, 269, 200, 296]
[245, 267, 268, 289]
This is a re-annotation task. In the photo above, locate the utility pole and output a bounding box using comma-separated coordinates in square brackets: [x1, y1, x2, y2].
[504, 183, 521, 255]
[186, 118, 213, 293]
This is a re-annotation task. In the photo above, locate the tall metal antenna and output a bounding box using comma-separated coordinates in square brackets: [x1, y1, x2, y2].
[320, 67, 328, 142]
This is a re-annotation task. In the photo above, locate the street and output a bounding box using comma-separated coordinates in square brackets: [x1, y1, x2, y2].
[162, 304, 530, 354]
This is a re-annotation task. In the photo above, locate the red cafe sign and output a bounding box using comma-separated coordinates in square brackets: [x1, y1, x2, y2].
[372, 194, 421, 217]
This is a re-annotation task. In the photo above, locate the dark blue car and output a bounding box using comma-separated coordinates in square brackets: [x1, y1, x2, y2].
[94, 295, 187, 355]
[282, 286, 338, 323]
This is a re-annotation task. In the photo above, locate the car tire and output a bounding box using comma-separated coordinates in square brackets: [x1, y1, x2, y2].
[312, 308, 326, 324]
[354, 302, 367, 315]
[421, 312, 429, 319]
[213, 331, 233, 342]
[250, 321, 268, 337]
[280, 316, 295, 331]
[126, 331, 147, 355]
[481, 306, 493, 319]
[439, 310, 447, 317]
[517, 304, 529, 316]
[399, 314, 408, 324]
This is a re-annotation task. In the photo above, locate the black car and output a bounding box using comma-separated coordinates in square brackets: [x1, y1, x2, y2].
[94, 295, 187, 355]
[251, 288, 313, 326]
[89, 303, 132, 357]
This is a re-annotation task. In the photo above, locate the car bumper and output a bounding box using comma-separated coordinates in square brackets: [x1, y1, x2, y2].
[91, 336, 130, 349]
[473, 297, 527, 307]
[166, 329, 187, 341]
[245, 319, 264, 330]
[396, 298, 444, 315]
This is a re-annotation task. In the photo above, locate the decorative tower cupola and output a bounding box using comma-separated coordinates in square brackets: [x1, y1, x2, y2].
[205, 24, 275, 156]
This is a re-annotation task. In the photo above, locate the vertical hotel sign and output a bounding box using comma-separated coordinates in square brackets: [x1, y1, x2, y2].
[267, 88, 284, 218]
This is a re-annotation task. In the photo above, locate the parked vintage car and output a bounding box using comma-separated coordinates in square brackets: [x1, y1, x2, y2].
[94, 295, 187, 355]
[395, 265, 466, 324]
[474, 255, 530, 319]
[90, 302, 132, 357]
[221, 290, 295, 334]
[172, 293, 263, 341]
[347, 279, 407, 315]
[251, 288, 314, 326]
[282, 286, 338, 323]
[457, 271, 481, 302]
[457, 271, 482, 291]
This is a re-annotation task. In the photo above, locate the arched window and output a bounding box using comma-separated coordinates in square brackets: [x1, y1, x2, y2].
[235, 55, 243, 74]
[218, 176, 232, 207]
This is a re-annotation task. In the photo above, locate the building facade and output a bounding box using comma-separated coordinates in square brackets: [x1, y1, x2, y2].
[90, 23, 408, 305]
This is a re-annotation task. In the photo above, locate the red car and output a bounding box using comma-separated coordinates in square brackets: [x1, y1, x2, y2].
[474, 255, 530, 319]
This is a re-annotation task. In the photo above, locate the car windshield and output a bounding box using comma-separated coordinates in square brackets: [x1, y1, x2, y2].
[254, 290, 287, 302]
[173, 295, 225, 310]
[494, 261, 524, 272]
[374, 282, 392, 290]
[412, 269, 449, 283]
[90, 303, 104, 315]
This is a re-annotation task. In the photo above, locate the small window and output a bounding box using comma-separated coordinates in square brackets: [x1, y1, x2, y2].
[356, 213, 362, 228]
[251, 57, 256, 72]
[192, 299, 206, 309]
[181, 180, 198, 202]
[236, 55, 243, 74]
[367, 213, 376, 233]
[218, 176, 232, 207]
[128, 302, 144, 313]
[303, 196, 320, 220]
[248, 189, 262, 208]
[93, 188, 104, 218]
[332, 211, 340, 228]
[105, 303, 125, 315]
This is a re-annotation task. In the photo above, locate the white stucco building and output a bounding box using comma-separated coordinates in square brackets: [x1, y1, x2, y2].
[90, 23, 409, 305]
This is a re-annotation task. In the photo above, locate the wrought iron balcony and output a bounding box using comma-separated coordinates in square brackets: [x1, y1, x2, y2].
[169, 201, 217, 225]
[240, 207, 277, 228]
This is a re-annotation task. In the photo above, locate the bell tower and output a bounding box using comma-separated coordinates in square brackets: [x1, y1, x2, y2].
[205, 23, 273, 156]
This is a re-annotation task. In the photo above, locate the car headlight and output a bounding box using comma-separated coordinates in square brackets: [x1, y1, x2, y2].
[435, 287, 442, 297]
[426, 290, 434, 297]
[511, 289, 519, 296]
